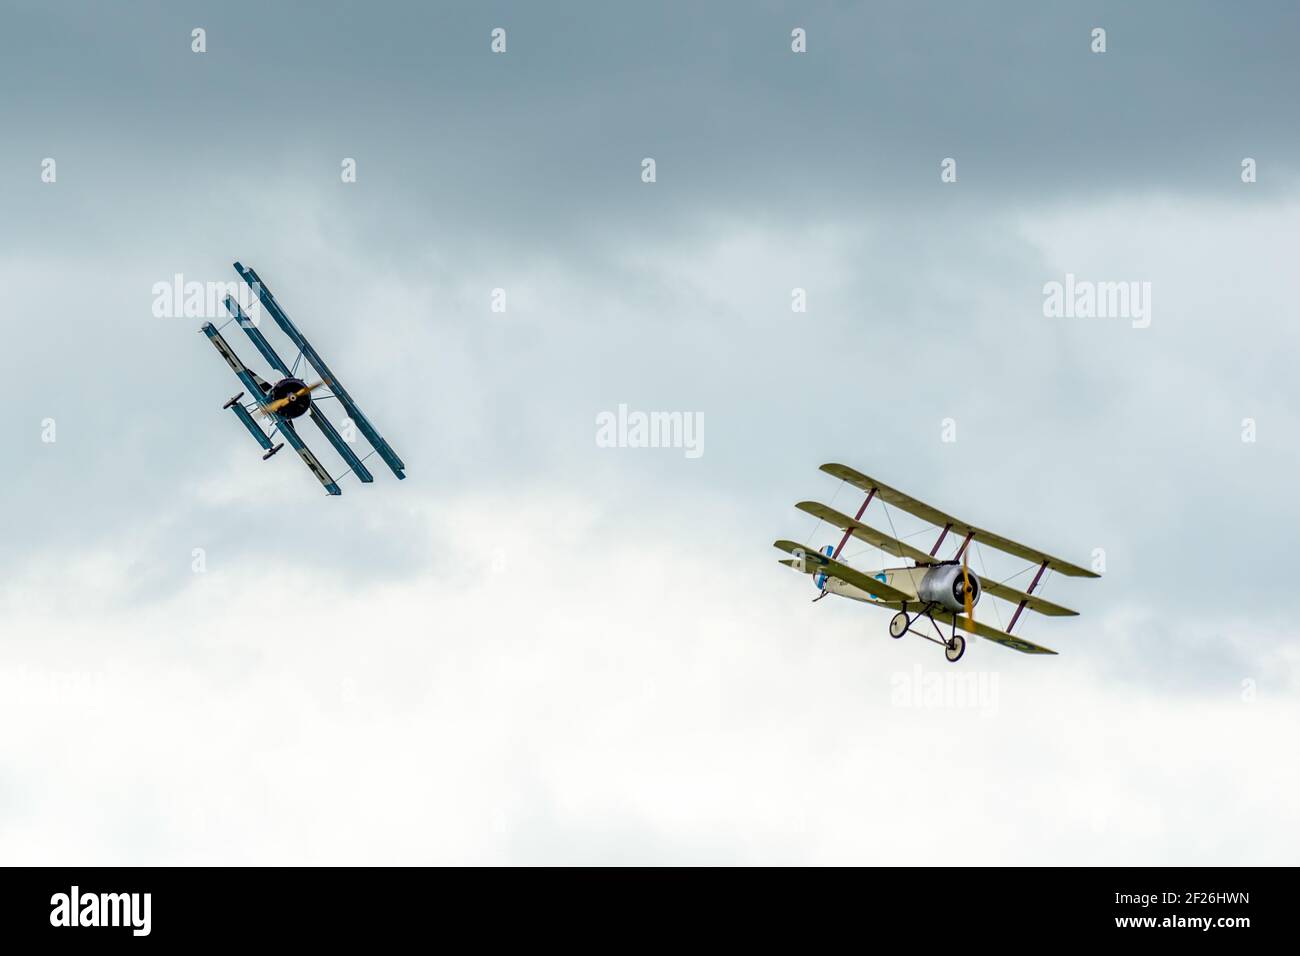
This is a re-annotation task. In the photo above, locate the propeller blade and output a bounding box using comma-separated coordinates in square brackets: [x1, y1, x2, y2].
[962, 549, 974, 632]
[259, 380, 324, 416]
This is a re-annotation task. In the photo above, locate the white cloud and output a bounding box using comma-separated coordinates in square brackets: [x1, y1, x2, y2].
[1, 489, 1295, 865]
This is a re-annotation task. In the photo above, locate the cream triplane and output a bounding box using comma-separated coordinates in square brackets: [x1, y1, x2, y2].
[775, 464, 1099, 662]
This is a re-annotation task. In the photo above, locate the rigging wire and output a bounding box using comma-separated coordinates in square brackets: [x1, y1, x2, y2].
[802, 478, 839, 550]
[992, 564, 1034, 588]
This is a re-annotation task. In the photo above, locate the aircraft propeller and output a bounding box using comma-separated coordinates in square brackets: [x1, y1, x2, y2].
[260, 380, 324, 416]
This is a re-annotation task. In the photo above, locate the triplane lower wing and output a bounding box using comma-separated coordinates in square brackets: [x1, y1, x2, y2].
[775, 464, 1098, 662]
[199, 262, 406, 496]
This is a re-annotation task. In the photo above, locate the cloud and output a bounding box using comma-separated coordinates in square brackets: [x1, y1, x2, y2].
[1, 490, 1297, 864]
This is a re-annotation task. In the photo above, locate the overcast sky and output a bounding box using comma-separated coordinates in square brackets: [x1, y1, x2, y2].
[2, 1, 1298, 864]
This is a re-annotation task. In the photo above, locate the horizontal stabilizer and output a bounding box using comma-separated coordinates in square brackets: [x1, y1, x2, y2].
[772, 539, 912, 603]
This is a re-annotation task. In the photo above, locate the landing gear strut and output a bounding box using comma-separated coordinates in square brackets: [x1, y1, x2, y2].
[885, 603, 969, 663]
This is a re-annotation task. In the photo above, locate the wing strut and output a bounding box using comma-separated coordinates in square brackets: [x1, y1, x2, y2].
[954, 530, 974, 560]
[1006, 560, 1049, 634]
[830, 487, 876, 561]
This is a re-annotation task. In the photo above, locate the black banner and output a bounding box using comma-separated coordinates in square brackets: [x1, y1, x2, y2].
[0, 866, 1288, 946]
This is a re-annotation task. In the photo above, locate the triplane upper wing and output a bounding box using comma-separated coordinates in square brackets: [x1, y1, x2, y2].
[775, 463, 1099, 662]
[821, 463, 1098, 578]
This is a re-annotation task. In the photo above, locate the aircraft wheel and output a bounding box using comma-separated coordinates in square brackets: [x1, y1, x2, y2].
[888, 612, 909, 639]
[944, 634, 966, 663]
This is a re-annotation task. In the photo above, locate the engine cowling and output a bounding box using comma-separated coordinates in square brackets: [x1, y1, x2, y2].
[918, 564, 981, 613]
[267, 376, 312, 419]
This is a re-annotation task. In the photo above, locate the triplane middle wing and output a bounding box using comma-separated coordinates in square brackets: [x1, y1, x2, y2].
[775, 464, 1099, 662]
